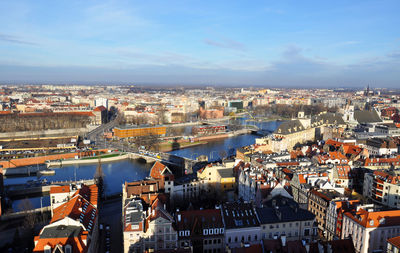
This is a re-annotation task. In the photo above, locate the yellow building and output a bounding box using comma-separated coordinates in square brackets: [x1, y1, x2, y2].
[197, 164, 235, 201]
[113, 126, 166, 138]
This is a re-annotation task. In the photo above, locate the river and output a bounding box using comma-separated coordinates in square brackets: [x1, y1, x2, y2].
[5, 120, 281, 211]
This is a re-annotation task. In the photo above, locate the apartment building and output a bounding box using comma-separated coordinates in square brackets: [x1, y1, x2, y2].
[342, 208, 400, 253]
[363, 170, 400, 208]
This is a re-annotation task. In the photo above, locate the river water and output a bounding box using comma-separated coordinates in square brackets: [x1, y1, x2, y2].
[6, 120, 281, 211]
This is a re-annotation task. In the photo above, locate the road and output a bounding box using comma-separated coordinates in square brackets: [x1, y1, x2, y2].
[98, 197, 123, 253]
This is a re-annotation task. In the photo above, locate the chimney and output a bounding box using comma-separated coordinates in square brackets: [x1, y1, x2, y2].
[281, 235, 286, 247]
[177, 214, 181, 222]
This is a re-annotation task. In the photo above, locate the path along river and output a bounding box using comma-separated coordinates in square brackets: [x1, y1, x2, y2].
[5, 120, 281, 211]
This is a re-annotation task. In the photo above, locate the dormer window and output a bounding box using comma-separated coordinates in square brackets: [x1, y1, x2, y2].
[44, 245, 51, 253]
[65, 245, 72, 253]
[369, 220, 374, 226]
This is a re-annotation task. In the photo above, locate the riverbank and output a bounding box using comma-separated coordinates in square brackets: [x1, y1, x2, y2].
[47, 153, 130, 168]
[158, 141, 208, 152]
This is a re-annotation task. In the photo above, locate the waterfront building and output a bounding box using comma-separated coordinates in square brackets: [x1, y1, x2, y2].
[113, 125, 166, 138]
[33, 187, 99, 253]
[49, 184, 98, 217]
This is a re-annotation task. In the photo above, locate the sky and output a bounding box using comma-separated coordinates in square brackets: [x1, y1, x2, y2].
[0, 0, 399, 87]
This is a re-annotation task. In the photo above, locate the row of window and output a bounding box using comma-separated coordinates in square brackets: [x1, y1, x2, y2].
[227, 234, 257, 243]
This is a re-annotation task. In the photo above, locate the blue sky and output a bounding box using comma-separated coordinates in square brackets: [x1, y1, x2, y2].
[0, 0, 399, 87]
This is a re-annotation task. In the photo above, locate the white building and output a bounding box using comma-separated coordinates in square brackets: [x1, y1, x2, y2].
[342, 208, 400, 253]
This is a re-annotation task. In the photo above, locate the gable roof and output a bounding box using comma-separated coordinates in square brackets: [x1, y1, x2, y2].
[354, 110, 382, 124]
[150, 161, 172, 180]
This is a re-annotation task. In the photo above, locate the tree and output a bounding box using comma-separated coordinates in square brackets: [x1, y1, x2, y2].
[18, 198, 36, 230]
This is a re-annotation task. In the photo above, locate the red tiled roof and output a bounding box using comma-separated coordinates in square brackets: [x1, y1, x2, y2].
[150, 161, 170, 180]
[50, 185, 70, 194]
[388, 236, 400, 248]
[345, 208, 400, 228]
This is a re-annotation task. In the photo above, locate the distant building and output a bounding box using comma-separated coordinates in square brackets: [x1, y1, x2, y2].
[93, 105, 107, 125]
[113, 125, 166, 138]
[94, 97, 108, 109]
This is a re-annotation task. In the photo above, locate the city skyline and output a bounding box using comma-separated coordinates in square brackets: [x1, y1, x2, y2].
[0, 0, 399, 87]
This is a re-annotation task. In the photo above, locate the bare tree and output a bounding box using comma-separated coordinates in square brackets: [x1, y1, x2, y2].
[18, 198, 36, 230]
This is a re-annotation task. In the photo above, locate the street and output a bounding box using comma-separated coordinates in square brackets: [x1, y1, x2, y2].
[98, 197, 123, 253]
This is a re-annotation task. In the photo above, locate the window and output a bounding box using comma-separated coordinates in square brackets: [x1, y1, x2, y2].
[228, 237, 231, 243]
[248, 235, 251, 241]
[65, 245, 72, 253]
[235, 237, 238, 242]
[304, 229, 310, 236]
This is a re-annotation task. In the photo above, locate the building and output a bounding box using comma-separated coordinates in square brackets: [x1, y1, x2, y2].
[221, 202, 261, 249]
[123, 195, 177, 252]
[176, 209, 225, 252]
[93, 105, 107, 125]
[33, 186, 99, 253]
[256, 119, 315, 152]
[256, 196, 317, 243]
[49, 184, 98, 217]
[307, 189, 343, 238]
[113, 125, 166, 138]
[387, 236, 400, 253]
[94, 97, 108, 109]
[197, 163, 236, 201]
[363, 170, 400, 208]
[342, 208, 400, 253]
[325, 199, 360, 241]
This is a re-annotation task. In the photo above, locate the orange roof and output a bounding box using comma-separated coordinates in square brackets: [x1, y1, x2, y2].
[388, 236, 400, 248]
[51, 195, 97, 232]
[50, 185, 70, 194]
[93, 105, 106, 111]
[345, 208, 400, 228]
[326, 139, 343, 148]
[33, 230, 88, 252]
[150, 161, 171, 180]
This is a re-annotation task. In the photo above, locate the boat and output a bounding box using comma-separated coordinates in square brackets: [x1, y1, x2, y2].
[38, 169, 56, 176]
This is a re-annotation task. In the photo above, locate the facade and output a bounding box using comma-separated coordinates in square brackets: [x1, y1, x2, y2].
[363, 170, 400, 208]
[387, 236, 400, 253]
[197, 164, 236, 201]
[256, 120, 316, 153]
[325, 199, 360, 241]
[307, 189, 343, 238]
[342, 208, 400, 253]
[113, 125, 166, 138]
[256, 196, 317, 243]
[221, 202, 261, 249]
[123, 196, 177, 252]
[176, 209, 224, 253]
